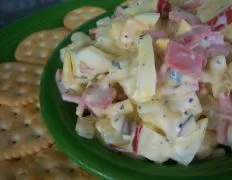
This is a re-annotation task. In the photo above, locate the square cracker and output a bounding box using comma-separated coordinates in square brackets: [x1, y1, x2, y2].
[63, 6, 106, 31]
[0, 146, 97, 180]
[0, 62, 43, 106]
[15, 27, 70, 65]
[0, 103, 54, 161]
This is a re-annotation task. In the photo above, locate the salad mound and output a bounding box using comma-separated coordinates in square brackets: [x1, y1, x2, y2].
[56, 0, 232, 165]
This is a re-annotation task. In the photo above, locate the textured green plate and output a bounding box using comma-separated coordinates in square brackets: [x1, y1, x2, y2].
[1, 0, 231, 179]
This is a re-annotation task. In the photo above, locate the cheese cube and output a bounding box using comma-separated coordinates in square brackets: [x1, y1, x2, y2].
[74, 46, 114, 77]
[137, 125, 171, 163]
[134, 12, 160, 28]
[176, 19, 192, 37]
[135, 35, 157, 102]
[124, 0, 158, 15]
[197, 0, 232, 22]
[155, 38, 170, 51]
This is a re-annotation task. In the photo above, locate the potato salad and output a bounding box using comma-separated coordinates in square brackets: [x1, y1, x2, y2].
[56, 0, 232, 165]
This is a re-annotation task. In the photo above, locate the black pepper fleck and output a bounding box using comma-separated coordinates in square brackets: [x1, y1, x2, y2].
[124, 34, 128, 38]
[179, 123, 183, 128]
[189, 98, 193, 103]
[111, 60, 121, 69]
[216, 60, 221, 64]
[139, 34, 144, 39]
[184, 111, 188, 115]
[120, 104, 124, 110]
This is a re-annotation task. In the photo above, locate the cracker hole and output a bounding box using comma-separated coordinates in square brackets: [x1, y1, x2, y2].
[17, 76, 27, 83]
[2, 73, 10, 80]
[15, 157, 21, 161]
[84, 14, 94, 20]
[39, 42, 46, 48]
[35, 68, 43, 75]
[69, 168, 75, 173]
[24, 123, 30, 128]
[89, 8, 98, 13]
[3, 64, 11, 70]
[44, 169, 51, 173]
[53, 35, 61, 40]
[75, 9, 84, 14]
[69, 16, 79, 20]
[38, 33, 46, 39]
[35, 134, 41, 139]
[18, 66, 26, 73]
[24, 41, 32, 46]
[13, 112, 18, 116]
[39, 51, 49, 58]
[19, 88, 27, 95]
[0, 128, 6, 132]
[1, 84, 10, 91]
[12, 140, 17, 145]
[25, 51, 33, 56]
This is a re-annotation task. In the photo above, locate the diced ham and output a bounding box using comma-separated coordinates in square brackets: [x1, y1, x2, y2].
[158, 64, 169, 83]
[207, 6, 232, 31]
[157, 0, 171, 17]
[145, 30, 168, 39]
[169, 8, 201, 25]
[206, 43, 230, 57]
[205, 32, 225, 45]
[192, 33, 229, 60]
[193, 43, 229, 59]
[61, 81, 116, 116]
[218, 92, 232, 117]
[165, 41, 204, 77]
[179, 25, 211, 48]
[217, 119, 231, 145]
[83, 84, 116, 109]
[178, 26, 229, 61]
[217, 92, 232, 146]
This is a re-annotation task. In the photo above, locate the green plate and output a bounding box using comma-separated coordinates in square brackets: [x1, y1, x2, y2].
[0, 0, 231, 179]
[40, 6, 232, 180]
